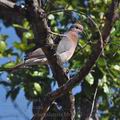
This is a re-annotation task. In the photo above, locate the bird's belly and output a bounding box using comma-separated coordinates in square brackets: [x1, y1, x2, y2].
[58, 50, 74, 63]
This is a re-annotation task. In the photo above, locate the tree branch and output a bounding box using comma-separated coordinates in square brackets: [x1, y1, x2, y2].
[0, 0, 26, 39]
[23, 1, 76, 120]
[32, 0, 120, 119]
[0, 0, 75, 119]
[0, 0, 15, 8]
[0, 0, 24, 22]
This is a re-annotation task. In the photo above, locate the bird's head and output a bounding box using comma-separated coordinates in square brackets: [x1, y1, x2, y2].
[70, 23, 83, 34]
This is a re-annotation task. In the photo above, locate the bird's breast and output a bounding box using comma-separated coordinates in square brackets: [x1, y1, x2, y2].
[68, 31, 78, 43]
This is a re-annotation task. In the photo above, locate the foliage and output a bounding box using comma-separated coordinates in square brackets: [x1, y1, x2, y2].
[0, 0, 120, 119]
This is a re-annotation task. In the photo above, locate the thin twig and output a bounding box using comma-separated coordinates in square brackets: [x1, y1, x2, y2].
[87, 16, 103, 43]
[89, 86, 98, 118]
[47, 9, 84, 16]
[48, 30, 66, 37]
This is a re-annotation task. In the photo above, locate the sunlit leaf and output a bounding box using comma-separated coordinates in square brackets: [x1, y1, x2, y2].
[48, 14, 55, 20]
[34, 82, 42, 93]
[0, 40, 7, 52]
[13, 24, 26, 30]
[85, 73, 94, 85]
[23, 19, 30, 29]
[23, 31, 34, 40]
[3, 62, 16, 68]
[103, 84, 109, 94]
[113, 65, 120, 71]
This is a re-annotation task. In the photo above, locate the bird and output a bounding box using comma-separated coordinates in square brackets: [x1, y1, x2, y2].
[9, 23, 83, 70]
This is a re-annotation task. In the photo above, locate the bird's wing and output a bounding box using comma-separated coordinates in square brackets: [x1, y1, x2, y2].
[26, 48, 46, 59]
[9, 57, 48, 72]
[56, 35, 72, 54]
[9, 48, 47, 71]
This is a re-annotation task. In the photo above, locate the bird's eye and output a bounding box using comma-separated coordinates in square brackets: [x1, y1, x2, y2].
[75, 26, 79, 29]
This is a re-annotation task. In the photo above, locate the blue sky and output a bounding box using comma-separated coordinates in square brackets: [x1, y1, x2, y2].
[0, 20, 32, 120]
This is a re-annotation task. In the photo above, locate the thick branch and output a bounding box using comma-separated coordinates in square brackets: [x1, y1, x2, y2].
[0, 0, 75, 119]
[0, 0, 23, 22]
[102, 0, 120, 42]
[32, 0, 120, 119]
[25, 1, 75, 120]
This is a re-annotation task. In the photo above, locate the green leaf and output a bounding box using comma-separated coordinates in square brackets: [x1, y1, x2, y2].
[48, 14, 55, 20]
[3, 62, 16, 68]
[112, 65, 120, 71]
[99, 75, 107, 86]
[13, 42, 21, 49]
[23, 19, 30, 29]
[85, 73, 94, 85]
[0, 41, 7, 52]
[34, 82, 42, 93]
[97, 58, 105, 66]
[13, 42, 26, 51]
[23, 31, 34, 40]
[103, 84, 109, 94]
[13, 24, 26, 30]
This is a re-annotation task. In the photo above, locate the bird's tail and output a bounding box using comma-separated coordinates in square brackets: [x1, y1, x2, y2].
[5, 57, 48, 72]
